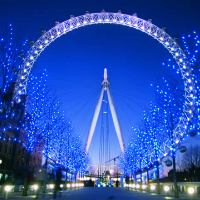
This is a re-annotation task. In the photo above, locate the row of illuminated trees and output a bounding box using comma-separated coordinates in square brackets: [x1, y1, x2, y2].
[0, 24, 89, 192]
[120, 31, 200, 195]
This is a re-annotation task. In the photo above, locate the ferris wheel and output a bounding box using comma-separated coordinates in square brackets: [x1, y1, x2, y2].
[14, 10, 195, 159]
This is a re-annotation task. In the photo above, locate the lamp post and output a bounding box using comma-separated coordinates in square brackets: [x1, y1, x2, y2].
[188, 187, 195, 200]
[164, 185, 170, 196]
[4, 185, 11, 200]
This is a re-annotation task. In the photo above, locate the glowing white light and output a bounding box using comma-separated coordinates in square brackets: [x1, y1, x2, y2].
[5, 186, 11, 192]
[91, 19, 94, 23]
[45, 40, 48, 44]
[39, 45, 43, 49]
[105, 19, 109, 22]
[148, 29, 151, 32]
[76, 183, 79, 187]
[186, 72, 189, 76]
[151, 185, 156, 190]
[165, 42, 169, 45]
[51, 35, 54, 39]
[83, 21, 87, 24]
[98, 19, 102, 22]
[136, 185, 140, 189]
[21, 76, 24, 79]
[72, 184, 75, 188]
[189, 86, 193, 90]
[34, 50, 38, 54]
[19, 83, 22, 87]
[183, 65, 186, 69]
[160, 37, 163, 41]
[57, 31, 61, 35]
[77, 23, 80, 26]
[176, 52, 179, 56]
[179, 58, 183, 62]
[18, 99, 21, 103]
[30, 56, 34, 60]
[24, 69, 27, 72]
[190, 102, 193, 105]
[141, 26, 144, 30]
[49, 184, 54, 189]
[154, 33, 157, 36]
[113, 19, 117, 22]
[70, 25, 73, 29]
[33, 185, 38, 191]
[142, 185, 147, 189]
[171, 47, 174, 51]
[26, 62, 30, 66]
[188, 79, 191, 83]
[190, 94, 193, 97]
[18, 90, 21, 94]
[175, 140, 179, 144]
[189, 110, 192, 114]
[128, 21, 131, 24]
[164, 186, 170, 192]
[188, 187, 194, 194]
[67, 184, 70, 188]
[164, 153, 167, 156]
[60, 184, 63, 188]
[120, 20, 124, 23]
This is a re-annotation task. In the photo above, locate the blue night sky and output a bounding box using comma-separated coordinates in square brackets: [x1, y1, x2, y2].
[0, 0, 200, 167]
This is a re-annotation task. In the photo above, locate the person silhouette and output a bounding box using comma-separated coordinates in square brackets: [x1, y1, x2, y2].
[53, 167, 62, 199]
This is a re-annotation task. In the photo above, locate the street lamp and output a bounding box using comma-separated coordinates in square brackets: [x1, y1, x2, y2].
[188, 187, 195, 200]
[164, 185, 170, 192]
[142, 185, 147, 190]
[49, 184, 54, 192]
[150, 185, 156, 192]
[4, 185, 11, 200]
[33, 184, 38, 196]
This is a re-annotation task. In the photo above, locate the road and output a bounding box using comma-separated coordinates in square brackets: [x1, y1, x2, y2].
[0, 187, 197, 200]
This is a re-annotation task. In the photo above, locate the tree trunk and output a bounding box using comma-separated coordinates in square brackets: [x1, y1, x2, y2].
[23, 151, 31, 196]
[146, 169, 150, 192]
[156, 162, 160, 194]
[172, 152, 179, 198]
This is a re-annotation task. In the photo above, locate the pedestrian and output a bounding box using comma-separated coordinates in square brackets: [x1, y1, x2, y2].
[53, 167, 62, 199]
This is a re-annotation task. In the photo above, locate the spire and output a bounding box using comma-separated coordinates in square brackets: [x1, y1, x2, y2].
[102, 68, 109, 89]
[104, 68, 107, 79]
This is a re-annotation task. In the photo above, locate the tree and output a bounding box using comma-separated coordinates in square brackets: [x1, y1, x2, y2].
[154, 77, 185, 198]
[0, 24, 27, 95]
[141, 104, 163, 193]
[162, 31, 200, 135]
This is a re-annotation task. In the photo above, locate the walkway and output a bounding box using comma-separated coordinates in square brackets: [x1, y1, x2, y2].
[0, 187, 199, 200]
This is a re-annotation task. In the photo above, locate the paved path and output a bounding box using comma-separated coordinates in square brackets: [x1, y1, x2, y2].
[0, 187, 198, 200]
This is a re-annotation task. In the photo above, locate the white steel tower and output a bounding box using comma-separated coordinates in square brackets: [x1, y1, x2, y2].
[86, 68, 125, 152]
